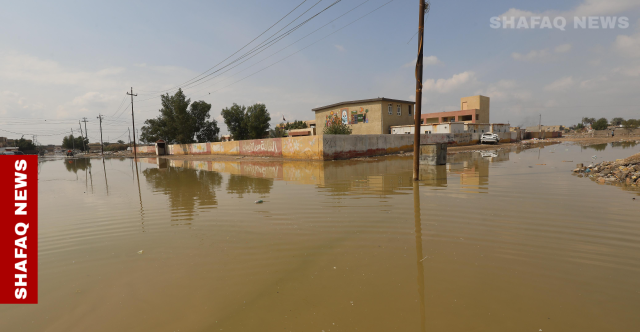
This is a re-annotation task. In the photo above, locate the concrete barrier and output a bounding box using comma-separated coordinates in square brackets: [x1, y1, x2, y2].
[134, 132, 518, 160]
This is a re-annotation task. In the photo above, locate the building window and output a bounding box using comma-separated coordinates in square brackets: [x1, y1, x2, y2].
[408, 105, 412, 115]
[388, 104, 392, 115]
[397, 105, 401, 116]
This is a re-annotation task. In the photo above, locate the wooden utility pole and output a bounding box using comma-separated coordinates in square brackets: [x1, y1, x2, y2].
[413, 0, 429, 181]
[127, 87, 138, 159]
[538, 114, 542, 137]
[97, 114, 104, 155]
[79, 120, 86, 152]
[82, 117, 89, 144]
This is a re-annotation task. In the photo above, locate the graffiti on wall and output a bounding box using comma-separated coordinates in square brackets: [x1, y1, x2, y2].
[239, 139, 282, 156]
[326, 107, 369, 126]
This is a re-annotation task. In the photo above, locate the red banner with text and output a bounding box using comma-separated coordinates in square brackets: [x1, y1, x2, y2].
[0, 155, 38, 304]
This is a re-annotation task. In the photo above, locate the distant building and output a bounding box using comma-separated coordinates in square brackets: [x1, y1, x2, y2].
[421, 95, 490, 124]
[312, 98, 415, 135]
[221, 135, 233, 142]
[391, 122, 509, 135]
[525, 125, 565, 132]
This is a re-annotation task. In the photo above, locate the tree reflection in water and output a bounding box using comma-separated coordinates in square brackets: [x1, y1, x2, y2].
[64, 158, 91, 173]
[143, 167, 223, 222]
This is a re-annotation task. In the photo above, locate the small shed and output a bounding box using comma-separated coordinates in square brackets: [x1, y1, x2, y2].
[155, 140, 167, 155]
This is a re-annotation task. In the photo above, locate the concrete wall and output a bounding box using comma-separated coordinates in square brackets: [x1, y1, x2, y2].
[322, 135, 414, 160]
[589, 128, 640, 136]
[134, 131, 514, 161]
[524, 131, 563, 139]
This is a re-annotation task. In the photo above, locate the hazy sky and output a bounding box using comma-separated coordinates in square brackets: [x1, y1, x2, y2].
[1, 0, 639, 144]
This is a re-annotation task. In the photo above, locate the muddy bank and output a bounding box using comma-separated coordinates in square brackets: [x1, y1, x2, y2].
[572, 152, 640, 186]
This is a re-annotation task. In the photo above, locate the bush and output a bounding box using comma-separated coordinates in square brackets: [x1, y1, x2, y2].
[591, 118, 609, 130]
[622, 119, 640, 130]
[323, 121, 352, 135]
[104, 143, 129, 152]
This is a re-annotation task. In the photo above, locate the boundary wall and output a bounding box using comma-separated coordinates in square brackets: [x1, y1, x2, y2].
[134, 133, 514, 160]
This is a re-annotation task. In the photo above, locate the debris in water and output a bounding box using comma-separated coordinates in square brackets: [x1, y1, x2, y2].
[255, 200, 263, 204]
[137, 250, 144, 254]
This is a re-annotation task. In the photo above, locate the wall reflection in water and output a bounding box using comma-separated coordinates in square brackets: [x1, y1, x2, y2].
[139, 150, 510, 198]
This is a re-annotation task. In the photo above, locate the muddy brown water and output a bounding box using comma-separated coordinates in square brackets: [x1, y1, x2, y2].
[2, 142, 640, 331]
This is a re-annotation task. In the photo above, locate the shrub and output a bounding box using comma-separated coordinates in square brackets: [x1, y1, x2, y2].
[323, 121, 352, 135]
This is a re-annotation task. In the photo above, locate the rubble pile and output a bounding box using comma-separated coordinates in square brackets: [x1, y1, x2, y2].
[573, 158, 640, 186]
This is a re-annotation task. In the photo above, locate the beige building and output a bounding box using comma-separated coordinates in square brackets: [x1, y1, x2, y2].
[312, 98, 415, 135]
[421, 95, 490, 124]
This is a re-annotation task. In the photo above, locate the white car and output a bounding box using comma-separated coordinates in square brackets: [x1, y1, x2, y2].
[480, 132, 500, 144]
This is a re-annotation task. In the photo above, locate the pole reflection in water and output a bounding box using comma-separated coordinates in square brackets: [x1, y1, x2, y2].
[413, 182, 426, 332]
[102, 157, 109, 195]
[134, 157, 145, 229]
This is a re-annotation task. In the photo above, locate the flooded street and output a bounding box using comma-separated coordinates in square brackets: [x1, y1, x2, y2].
[2, 142, 640, 331]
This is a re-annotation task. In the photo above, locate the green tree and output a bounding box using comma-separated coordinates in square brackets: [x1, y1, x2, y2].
[575, 123, 585, 130]
[140, 89, 219, 144]
[246, 103, 271, 139]
[221, 103, 271, 140]
[611, 117, 624, 126]
[324, 120, 352, 135]
[62, 135, 89, 151]
[285, 120, 308, 130]
[221, 103, 248, 140]
[582, 117, 596, 126]
[190, 100, 220, 142]
[591, 118, 609, 130]
[117, 139, 125, 144]
[622, 119, 639, 130]
[269, 125, 286, 138]
[15, 138, 36, 152]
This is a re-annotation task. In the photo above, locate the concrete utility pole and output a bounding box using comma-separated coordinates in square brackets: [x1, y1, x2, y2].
[413, 0, 429, 181]
[127, 87, 138, 159]
[79, 120, 86, 152]
[128, 127, 132, 149]
[97, 114, 104, 155]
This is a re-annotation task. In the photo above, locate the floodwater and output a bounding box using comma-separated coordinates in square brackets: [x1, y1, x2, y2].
[2, 142, 640, 331]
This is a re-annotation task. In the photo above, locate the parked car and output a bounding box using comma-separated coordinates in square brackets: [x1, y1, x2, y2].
[480, 132, 500, 144]
[1, 151, 18, 155]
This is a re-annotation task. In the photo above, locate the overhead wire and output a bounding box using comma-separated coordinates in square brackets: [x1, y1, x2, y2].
[183, 0, 375, 98]
[138, 0, 312, 95]
[206, 0, 400, 96]
[136, 0, 343, 101]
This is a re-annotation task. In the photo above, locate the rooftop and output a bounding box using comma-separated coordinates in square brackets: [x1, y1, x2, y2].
[312, 97, 415, 112]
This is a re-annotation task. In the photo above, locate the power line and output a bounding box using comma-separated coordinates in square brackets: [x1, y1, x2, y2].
[206, 0, 400, 96]
[185, 0, 375, 97]
[136, 0, 343, 101]
[141, 0, 313, 95]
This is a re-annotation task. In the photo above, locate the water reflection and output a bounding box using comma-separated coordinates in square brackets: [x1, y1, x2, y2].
[143, 166, 223, 222]
[136, 151, 505, 196]
[611, 141, 639, 149]
[413, 182, 426, 332]
[585, 143, 608, 151]
[584, 141, 639, 152]
[63, 158, 91, 173]
[226, 174, 273, 197]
